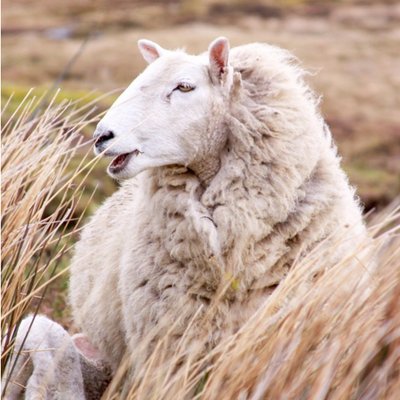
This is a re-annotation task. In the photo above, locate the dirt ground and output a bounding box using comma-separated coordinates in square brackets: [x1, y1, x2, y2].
[2, 0, 400, 209]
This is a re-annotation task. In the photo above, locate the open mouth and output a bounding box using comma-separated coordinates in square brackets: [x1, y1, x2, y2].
[109, 150, 140, 174]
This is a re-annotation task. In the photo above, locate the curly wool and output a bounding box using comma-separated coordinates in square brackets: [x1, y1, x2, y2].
[69, 43, 365, 374]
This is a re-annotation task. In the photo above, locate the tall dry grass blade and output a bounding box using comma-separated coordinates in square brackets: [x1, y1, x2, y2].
[103, 208, 399, 400]
[1, 89, 103, 395]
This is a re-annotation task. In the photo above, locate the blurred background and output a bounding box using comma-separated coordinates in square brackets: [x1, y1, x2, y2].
[2, 0, 400, 331]
[3, 0, 400, 210]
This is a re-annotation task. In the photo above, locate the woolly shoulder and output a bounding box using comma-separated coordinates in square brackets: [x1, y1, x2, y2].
[229, 42, 303, 92]
[73, 177, 141, 255]
[231, 42, 294, 66]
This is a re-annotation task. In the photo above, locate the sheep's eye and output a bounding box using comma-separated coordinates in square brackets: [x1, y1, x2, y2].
[176, 83, 195, 93]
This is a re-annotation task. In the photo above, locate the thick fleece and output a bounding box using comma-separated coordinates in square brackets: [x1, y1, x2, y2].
[69, 43, 365, 377]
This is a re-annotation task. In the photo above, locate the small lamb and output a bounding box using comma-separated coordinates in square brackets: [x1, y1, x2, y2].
[3, 315, 110, 399]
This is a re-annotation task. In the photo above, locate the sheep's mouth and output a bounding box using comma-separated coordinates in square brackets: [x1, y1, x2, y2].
[109, 150, 140, 173]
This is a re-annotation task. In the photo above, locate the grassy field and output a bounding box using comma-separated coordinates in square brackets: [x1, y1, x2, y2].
[2, 1, 400, 398]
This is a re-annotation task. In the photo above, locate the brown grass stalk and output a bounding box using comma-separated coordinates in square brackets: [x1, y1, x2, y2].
[1, 90, 101, 392]
[105, 208, 399, 399]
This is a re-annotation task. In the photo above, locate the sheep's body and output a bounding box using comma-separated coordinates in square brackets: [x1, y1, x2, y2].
[70, 41, 366, 377]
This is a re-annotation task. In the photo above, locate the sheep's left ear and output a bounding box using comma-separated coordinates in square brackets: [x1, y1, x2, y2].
[208, 37, 230, 84]
[138, 39, 165, 64]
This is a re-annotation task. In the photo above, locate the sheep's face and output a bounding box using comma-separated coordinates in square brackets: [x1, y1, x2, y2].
[94, 37, 232, 180]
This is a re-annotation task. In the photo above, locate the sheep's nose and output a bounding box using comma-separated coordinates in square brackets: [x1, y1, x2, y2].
[94, 129, 114, 148]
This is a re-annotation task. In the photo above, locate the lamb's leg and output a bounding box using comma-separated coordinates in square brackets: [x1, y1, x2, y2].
[3, 315, 111, 400]
[2, 345, 33, 400]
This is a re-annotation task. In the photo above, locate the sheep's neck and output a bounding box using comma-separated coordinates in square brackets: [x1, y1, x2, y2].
[189, 156, 220, 186]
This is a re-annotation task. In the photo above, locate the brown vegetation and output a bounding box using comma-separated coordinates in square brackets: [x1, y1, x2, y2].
[105, 208, 400, 399]
[1, 92, 100, 380]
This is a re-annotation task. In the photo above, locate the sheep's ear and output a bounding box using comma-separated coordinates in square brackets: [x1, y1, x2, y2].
[73, 334, 104, 362]
[138, 39, 165, 64]
[208, 37, 230, 84]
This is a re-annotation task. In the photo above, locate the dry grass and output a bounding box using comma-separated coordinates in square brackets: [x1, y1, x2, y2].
[104, 208, 400, 400]
[0, 91, 102, 393]
[1, 91, 399, 399]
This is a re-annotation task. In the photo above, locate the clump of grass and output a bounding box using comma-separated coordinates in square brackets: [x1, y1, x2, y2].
[1, 90, 102, 393]
[105, 206, 399, 399]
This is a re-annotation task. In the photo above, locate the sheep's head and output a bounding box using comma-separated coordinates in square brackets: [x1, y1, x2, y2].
[94, 37, 232, 180]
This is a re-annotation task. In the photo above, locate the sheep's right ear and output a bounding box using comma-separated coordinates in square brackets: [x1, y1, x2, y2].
[208, 37, 230, 84]
[138, 39, 165, 64]
[73, 334, 104, 362]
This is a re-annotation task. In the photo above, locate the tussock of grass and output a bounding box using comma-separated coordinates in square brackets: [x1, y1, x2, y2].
[105, 208, 399, 399]
[1, 90, 102, 393]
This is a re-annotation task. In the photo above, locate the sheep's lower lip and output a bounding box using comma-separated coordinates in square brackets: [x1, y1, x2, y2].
[109, 150, 140, 173]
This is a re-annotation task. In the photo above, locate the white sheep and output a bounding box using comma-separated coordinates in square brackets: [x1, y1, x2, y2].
[70, 36, 365, 378]
[7, 37, 366, 398]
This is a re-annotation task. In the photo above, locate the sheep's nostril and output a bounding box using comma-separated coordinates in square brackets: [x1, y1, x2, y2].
[95, 130, 114, 147]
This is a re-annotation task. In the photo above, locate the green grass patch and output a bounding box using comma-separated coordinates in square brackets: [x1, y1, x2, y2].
[1, 83, 116, 121]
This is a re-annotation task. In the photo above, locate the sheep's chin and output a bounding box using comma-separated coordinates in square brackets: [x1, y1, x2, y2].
[107, 150, 141, 179]
[107, 153, 189, 180]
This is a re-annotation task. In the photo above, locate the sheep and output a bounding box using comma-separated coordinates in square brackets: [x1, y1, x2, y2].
[3, 315, 85, 400]
[6, 37, 366, 398]
[69, 37, 366, 380]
